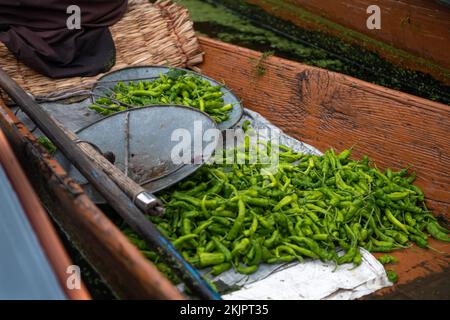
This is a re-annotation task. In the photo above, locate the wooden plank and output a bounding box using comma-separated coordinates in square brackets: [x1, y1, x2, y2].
[0, 101, 184, 300]
[244, 0, 450, 82]
[198, 36, 450, 221]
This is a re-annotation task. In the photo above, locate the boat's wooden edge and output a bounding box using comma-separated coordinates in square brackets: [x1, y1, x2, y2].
[0, 101, 184, 300]
[244, 0, 450, 84]
[0, 35, 447, 298]
[198, 36, 450, 295]
[0, 129, 90, 300]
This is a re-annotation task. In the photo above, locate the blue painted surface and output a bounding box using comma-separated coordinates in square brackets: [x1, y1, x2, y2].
[0, 165, 66, 300]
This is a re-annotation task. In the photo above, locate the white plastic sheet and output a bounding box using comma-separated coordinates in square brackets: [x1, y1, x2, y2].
[222, 248, 390, 300]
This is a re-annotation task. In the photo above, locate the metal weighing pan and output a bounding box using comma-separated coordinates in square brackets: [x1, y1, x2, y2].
[91, 65, 243, 130]
[55, 105, 219, 204]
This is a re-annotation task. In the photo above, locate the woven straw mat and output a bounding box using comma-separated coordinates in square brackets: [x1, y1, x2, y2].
[0, 0, 204, 98]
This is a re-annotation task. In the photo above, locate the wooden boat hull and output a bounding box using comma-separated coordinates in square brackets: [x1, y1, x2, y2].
[243, 0, 450, 84]
[0, 37, 448, 299]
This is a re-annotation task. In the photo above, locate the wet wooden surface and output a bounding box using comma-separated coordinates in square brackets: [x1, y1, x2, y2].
[199, 36, 450, 297]
[245, 0, 450, 84]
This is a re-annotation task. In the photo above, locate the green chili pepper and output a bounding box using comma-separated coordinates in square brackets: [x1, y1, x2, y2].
[207, 181, 223, 195]
[405, 212, 416, 227]
[430, 222, 450, 234]
[386, 209, 409, 234]
[337, 246, 358, 265]
[426, 222, 450, 242]
[386, 192, 409, 200]
[386, 270, 398, 283]
[335, 171, 355, 193]
[273, 195, 294, 211]
[378, 255, 398, 265]
[186, 182, 208, 196]
[172, 234, 198, 249]
[275, 245, 296, 257]
[406, 225, 427, 239]
[247, 240, 262, 266]
[283, 242, 319, 259]
[198, 252, 225, 267]
[360, 228, 369, 242]
[370, 246, 395, 253]
[172, 192, 217, 208]
[212, 209, 236, 218]
[208, 224, 228, 236]
[182, 218, 192, 236]
[227, 199, 246, 240]
[337, 149, 351, 161]
[261, 246, 274, 262]
[370, 237, 394, 248]
[348, 248, 359, 266]
[211, 262, 231, 276]
[257, 215, 274, 231]
[95, 71, 232, 122]
[409, 234, 428, 248]
[289, 236, 328, 260]
[236, 264, 258, 275]
[241, 196, 272, 207]
[312, 234, 329, 241]
[305, 203, 328, 216]
[243, 214, 259, 237]
[205, 240, 216, 252]
[211, 216, 232, 226]
[264, 230, 281, 248]
[393, 232, 409, 245]
[193, 220, 214, 234]
[212, 237, 232, 262]
[267, 255, 296, 264]
[408, 185, 424, 201]
[232, 238, 251, 257]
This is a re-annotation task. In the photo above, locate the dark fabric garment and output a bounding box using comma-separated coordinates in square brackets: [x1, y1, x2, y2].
[0, 0, 128, 78]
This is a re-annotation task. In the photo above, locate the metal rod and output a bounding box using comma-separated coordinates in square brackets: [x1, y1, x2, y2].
[0, 67, 221, 300]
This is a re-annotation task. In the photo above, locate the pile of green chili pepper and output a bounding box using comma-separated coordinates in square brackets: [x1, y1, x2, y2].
[122, 138, 449, 283]
[89, 69, 232, 123]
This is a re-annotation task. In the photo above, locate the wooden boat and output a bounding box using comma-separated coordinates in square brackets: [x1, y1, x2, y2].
[0, 36, 449, 299]
[242, 0, 450, 85]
